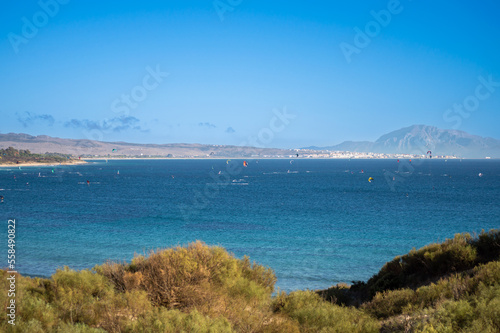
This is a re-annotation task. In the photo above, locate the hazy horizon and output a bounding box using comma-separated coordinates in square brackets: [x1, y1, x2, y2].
[3, 123, 500, 151]
[1, 1, 499, 149]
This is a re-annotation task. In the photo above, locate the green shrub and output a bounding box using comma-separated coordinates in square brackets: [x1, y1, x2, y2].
[273, 290, 379, 332]
[125, 308, 233, 333]
[362, 288, 415, 318]
[473, 229, 500, 262]
[407, 277, 500, 333]
[96, 241, 275, 312]
[52, 267, 115, 326]
[317, 283, 356, 306]
[360, 233, 478, 298]
[17, 294, 58, 330]
[53, 322, 106, 333]
[470, 261, 500, 289]
[0, 231, 498, 333]
[362, 260, 500, 321]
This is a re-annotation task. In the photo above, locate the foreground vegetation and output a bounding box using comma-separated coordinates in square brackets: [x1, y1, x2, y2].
[0, 147, 74, 165]
[319, 229, 500, 332]
[1, 229, 499, 332]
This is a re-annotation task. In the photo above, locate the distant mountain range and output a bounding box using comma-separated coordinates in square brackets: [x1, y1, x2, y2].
[1, 125, 499, 158]
[303, 125, 500, 158]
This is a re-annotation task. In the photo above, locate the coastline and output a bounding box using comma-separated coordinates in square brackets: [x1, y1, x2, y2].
[80, 156, 462, 161]
[0, 160, 88, 168]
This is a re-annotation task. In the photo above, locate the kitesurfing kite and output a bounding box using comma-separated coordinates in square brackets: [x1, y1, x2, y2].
[368, 177, 373, 182]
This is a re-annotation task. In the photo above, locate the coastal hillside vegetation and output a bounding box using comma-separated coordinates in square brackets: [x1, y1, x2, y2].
[1, 230, 499, 332]
[319, 229, 500, 332]
[0, 147, 73, 165]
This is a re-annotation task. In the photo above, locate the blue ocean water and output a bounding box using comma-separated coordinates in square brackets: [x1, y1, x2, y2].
[1, 159, 499, 292]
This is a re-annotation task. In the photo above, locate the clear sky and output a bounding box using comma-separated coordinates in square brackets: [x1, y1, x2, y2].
[1, 0, 499, 148]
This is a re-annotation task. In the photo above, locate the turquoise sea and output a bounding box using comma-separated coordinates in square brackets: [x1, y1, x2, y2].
[1, 159, 499, 292]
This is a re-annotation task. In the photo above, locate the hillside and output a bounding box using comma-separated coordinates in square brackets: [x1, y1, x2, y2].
[3, 125, 499, 159]
[0, 147, 78, 165]
[1, 228, 499, 332]
[0, 133, 303, 158]
[306, 125, 500, 158]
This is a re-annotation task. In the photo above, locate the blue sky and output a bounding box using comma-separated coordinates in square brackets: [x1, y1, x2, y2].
[1, 0, 499, 148]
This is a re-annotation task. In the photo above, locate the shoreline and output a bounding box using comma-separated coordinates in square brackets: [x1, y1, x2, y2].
[1, 157, 493, 166]
[0, 160, 88, 168]
[81, 156, 467, 161]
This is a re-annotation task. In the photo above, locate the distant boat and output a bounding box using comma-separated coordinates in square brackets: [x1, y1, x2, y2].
[117, 170, 120, 175]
